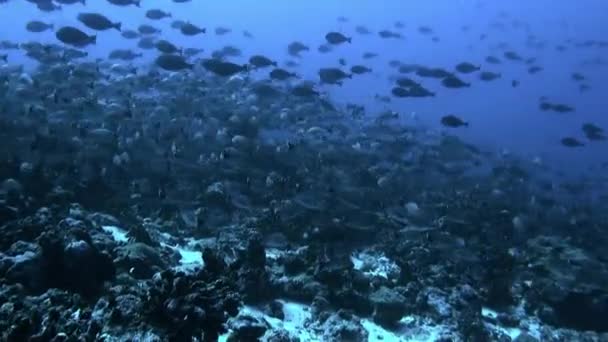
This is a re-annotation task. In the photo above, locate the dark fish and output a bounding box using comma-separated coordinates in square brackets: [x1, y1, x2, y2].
[552, 104, 574, 113]
[528, 66, 543, 74]
[78, 12, 121, 31]
[455, 62, 480, 73]
[512, 80, 520, 87]
[107, 0, 139, 6]
[201, 58, 247, 76]
[571, 72, 585, 81]
[337, 16, 349, 23]
[55, 26, 96, 47]
[485, 56, 501, 64]
[171, 20, 186, 30]
[479, 71, 501, 81]
[121, 29, 139, 39]
[270, 68, 297, 81]
[582, 123, 605, 141]
[318, 44, 332, 53]
[391, 87, 409, 98]
[441, 115, 469, 127]
[146, 9, 171, 20]
[251, 82, 281, 98]
[388, 60, 402, 68]
[183, 47, 204, 57]
[243, 30, 254, 39]
[288, 41, 309, 57]
[378, 30, 402, 39]
[350, 65, 372, 74]
[215, 27, 231, 35]
[416, 67, 452, 79]
[407, 85, 435, 97]
[398, 64, 421, 73]
[138, 24, 160, 35]
[394, 21, 405, 29]
[155, 40, 180, 54]
[108, 0, 140, 7]
[0, 54, 7, 63]
[504, 51, 522, 61]
[396, 77, 419, 88]
[55, 0, 85, 4]
[137, 37, 156, 50]
[155, 54, 193, 71]
[442, 76, 470, 88]
[211, 45, 242, 59]
[36, 1, 61, 11]
[539, 101, 574, 113]
[109, 49, 142, 60]
[180, 23, 205, 36]
[249, 55, 277, 68]
[338, 58, 346, 66]
[325, 32, 351, 44]
[418, 26, 433, 34]
[319, 68, 351, 85]
[291, 83, 319, 97]
[26, 21, 53, 33]
[560, 137, 584, 147]
[285, 60, 299, 68]
[362, 52, 377, 59]
[355, 26, 371, 35]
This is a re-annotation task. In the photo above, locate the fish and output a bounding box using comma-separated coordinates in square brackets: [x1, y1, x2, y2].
[442, 76, 470, 88]
[180, 23, 205, 36]
[291, 83, 319, 97]
[582, 123, 606, 141]
[455, 62, 480, 73]
[355, 26, 371, 35]
[121, 30, 139, 39]
[362, 52, 378, 59]
[155, 40, 181, 54]
[78, 12, 121, 31]
[325, 32, 351, 44]
[318, 44, 332, 53]
[560, 137, 584, 147]
[55, 26, 96, 47]
[318, 68, 351, 85]
[479, 71, 501, 81]
[155, 54, 193, 71]
[137, 37, 156, 50]
[441, 115, 469, 127]
[26, 21, 54, 33]
[249, 55, 277, 68]
[485, 56, 501, 64]
[138, 24, 160, 35]
[269, 68, 297, 81]
[288, 41, 309, 57]
[146, 9, 171, 20]
[378, 30, 402, 39]
[350, 65, 372, 74]
[108, 49, 142, 61]
[215, 27, 232, 35]
[107, 0, 139, 6]
[201, 59, 247, 76]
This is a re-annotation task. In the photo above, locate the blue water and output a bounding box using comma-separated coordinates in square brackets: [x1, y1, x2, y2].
[1, 0, 607, 176]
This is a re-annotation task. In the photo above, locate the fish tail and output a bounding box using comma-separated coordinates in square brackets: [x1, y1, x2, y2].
[115, 22, 122, 32]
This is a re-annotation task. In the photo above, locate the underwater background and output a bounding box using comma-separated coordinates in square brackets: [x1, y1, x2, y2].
[1, 0, 608, 341]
